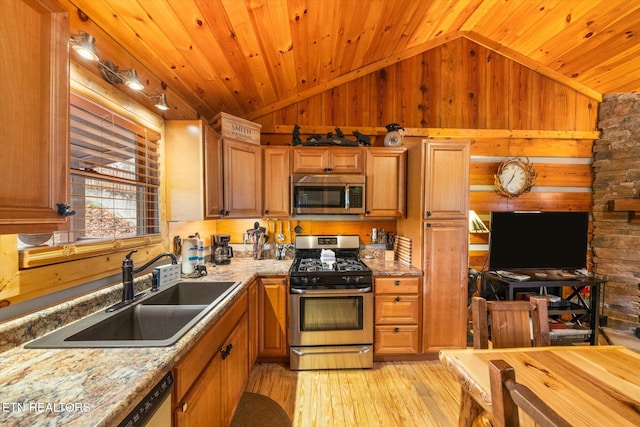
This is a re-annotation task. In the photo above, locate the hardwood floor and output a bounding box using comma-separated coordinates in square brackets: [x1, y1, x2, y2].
[245, 361, 461, 426]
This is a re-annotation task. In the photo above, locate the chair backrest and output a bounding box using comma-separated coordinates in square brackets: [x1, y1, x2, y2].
[472, 296, 550, 349]
[488, 359, 571, 427]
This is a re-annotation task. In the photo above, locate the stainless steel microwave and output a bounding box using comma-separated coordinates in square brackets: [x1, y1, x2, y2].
[292, 174, 365, 215]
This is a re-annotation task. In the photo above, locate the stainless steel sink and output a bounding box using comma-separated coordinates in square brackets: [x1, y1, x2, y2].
[141, 281, 238, 306]
[25, 280, 242, 348]
[65, 305, 205, 342]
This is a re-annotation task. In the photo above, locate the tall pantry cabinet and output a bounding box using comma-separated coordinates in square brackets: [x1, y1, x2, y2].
[397, 140, 470, 353]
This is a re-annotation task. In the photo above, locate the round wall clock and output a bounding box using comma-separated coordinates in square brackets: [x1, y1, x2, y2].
[494, 157, 537, 198]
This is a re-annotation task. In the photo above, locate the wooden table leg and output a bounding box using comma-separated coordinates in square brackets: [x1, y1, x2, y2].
[458, 388, 485, 427]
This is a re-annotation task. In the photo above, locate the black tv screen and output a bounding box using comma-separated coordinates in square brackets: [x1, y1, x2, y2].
[488, 211, 589, 271]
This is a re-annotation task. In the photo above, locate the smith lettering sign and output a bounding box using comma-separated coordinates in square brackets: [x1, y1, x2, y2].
[212, 112, 261, 145]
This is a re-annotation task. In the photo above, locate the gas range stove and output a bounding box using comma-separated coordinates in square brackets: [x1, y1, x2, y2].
[290, 235, 372, 289]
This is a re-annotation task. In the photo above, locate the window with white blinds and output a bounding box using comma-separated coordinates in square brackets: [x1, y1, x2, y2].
[58, 93, 160, 242]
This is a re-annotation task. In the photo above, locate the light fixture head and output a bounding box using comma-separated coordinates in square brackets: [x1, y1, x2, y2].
[121, 69, 144, 91]
[70, 31, 99, 61]
[153, 93, 170, 111]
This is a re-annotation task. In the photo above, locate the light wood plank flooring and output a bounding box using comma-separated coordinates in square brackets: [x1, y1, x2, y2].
[244, 361, 461, 426]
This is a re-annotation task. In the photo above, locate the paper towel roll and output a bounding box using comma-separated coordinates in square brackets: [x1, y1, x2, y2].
[181, 237, 198, 274]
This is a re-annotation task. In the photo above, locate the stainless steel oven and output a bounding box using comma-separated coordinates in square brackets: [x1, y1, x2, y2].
[292, 174, 365, 215]
[289, 235, 373, 370]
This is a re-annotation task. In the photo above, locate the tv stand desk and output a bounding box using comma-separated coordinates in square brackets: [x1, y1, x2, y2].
[481, 273, 604, 345]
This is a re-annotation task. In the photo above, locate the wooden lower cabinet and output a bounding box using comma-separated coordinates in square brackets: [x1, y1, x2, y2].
[258, 276, 289, 360]
[422, 220, 469, 352]
[248, 279, 259, 369]
[173, 291, 249, 426]
[374, 276, 421, 356]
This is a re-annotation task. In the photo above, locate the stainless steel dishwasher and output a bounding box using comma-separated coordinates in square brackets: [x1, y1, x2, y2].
[118, 372, 173, 427]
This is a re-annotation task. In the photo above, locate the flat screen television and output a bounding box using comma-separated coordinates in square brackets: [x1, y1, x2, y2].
[488, 211, 589, 271]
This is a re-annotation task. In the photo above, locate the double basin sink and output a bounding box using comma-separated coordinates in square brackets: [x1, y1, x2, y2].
[26, 280, 242, 348]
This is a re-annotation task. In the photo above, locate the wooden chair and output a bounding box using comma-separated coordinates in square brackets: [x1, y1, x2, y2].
[471, 296, 551, 349]
[488, 359, 571, 427]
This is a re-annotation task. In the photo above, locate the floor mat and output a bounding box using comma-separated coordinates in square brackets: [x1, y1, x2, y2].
[231, 392, 291, 427]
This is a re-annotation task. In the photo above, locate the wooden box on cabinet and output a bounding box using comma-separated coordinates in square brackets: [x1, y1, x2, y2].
[292, 147, 364, 174]
[0, 0, 70, 233]
[374, 276, 420, 355]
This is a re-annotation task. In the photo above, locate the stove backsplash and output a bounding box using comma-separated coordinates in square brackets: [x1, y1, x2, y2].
[229, 243, 388, 261]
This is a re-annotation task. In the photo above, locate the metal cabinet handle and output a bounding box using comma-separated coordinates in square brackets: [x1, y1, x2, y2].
[394, 280, 400, 286]
[394, 327, 400, 333]
[395, 296, 401, 302]
[220, 343, 233, 360]
[181, 402, 188, 413]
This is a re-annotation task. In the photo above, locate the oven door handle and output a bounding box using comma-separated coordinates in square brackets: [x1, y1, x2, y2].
[290, 287, 371, 294]
[291, 346, 371, 356]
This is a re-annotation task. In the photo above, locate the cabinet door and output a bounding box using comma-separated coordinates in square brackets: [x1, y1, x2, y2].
[247, 280, 259, 370]
[423, 141, 469, 220]
[204, 125, 224, 218]
[329, 148, 364, 173]
[223, 140, 262, 217]
[175, 353, 222, 427]
[222, 315, 249, 426]
[258, 277, 289, 359]
[422, 220, 468, 352]
[0, 0, 69, 233]
[365, 148, 406, 217]
[292, 148, 330, 173]
[165, 120, 206, 221]
[263, 147, 290, 217]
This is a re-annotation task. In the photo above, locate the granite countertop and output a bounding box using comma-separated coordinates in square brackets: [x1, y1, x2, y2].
[0, 257, 419, 426]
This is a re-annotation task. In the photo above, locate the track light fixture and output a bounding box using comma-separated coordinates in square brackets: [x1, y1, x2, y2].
[70, 31, 169, 110]
[70, 31, 99, 62]
[149, 93, 170, 111]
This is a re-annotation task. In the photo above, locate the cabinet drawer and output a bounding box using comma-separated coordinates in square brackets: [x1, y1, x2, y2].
[375, 295, 419, 324]
[375, 277, 420, 294]
[375, 325, 419, 354]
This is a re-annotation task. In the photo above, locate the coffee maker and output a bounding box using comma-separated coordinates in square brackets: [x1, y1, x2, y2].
[211, 234, 233, 265]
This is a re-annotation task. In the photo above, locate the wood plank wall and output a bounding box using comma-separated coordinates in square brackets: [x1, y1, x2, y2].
[253, 38, 599, 271]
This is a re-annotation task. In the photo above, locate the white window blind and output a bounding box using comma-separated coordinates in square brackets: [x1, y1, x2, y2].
[59, 93, 160, 242]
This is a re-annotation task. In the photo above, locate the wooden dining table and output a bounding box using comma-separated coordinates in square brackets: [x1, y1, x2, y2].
[439, 345, 640, 427]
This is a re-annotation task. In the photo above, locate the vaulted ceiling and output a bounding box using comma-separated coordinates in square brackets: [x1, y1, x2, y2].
[67, 0, 640, 122]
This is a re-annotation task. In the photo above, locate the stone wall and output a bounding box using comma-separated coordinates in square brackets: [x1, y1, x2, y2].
[592, 93, 640, 332]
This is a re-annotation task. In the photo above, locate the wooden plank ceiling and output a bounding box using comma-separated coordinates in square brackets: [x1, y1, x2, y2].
[67, 0, 640, 122]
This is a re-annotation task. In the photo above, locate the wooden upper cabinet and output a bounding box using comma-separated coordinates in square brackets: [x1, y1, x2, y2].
[292, 147, 364, 174]
[262, 147, 290, 217]
[204, 125, 224, 218]
[0, 0, 70, 233]
[223, 140, 262, 218]
[165, 120, 224, 221]
[365, 148, 406, 217]
[423, 141, 470, 220]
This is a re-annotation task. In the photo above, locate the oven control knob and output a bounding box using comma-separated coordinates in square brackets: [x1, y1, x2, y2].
[311, 276, 319, 284]
[354, 276, 362, 283]
[342, 276, 351, 283]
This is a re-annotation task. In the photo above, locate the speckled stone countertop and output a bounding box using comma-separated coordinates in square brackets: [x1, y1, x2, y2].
[0, 257, 419, 426]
